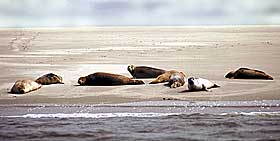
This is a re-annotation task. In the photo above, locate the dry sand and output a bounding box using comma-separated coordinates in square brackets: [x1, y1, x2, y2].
[0, 26, 279, 104]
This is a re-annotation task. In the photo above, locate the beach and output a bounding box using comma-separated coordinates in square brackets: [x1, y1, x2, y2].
[0, 26, 279, 104]
[0, 26, 280, 140]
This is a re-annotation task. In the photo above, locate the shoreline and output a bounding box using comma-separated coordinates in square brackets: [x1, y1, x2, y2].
[1, 100, 279, 117]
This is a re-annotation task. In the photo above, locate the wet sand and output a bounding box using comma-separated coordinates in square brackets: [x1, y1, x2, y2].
[0, 26, 280, 104]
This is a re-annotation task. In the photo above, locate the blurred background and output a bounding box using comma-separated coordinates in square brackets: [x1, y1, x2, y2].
[1, 0, 280, 27]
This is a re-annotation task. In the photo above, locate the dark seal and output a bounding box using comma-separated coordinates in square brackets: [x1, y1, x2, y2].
[127, 64, 166, 78]
[225, 68, 273, 80]
[78, 72, 145, 86]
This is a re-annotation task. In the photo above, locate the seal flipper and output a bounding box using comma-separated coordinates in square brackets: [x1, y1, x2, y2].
[213, 84, 220, 88]
[202, 84, 209, 91]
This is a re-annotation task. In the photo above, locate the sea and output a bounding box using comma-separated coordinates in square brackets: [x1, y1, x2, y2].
[0, 100, 280, 141]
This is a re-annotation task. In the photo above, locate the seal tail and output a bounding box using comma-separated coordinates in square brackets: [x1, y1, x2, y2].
[266, 75, 274, 80]
[131, 80, 145, 85]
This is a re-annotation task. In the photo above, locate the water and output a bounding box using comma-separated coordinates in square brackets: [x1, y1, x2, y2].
[1, 101, 280, 141]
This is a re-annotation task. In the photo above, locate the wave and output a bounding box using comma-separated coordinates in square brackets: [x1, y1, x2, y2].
[4, 113, 181, 118]
[220, 111, 280, 116]
[3, 111, 280, 119]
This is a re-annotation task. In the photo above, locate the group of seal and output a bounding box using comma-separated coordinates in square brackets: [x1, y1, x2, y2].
[10, 65, 274, 94]
[127, 65, 186, 88]
[10, 73, 64, 94]
[126, 65, 273, 91]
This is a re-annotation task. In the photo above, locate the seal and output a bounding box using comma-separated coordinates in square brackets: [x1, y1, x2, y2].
[78, 72, 145, 86]
[166, 72, 186, 88]
[187, 77, 220, 91]
[127, 64, 166, 78]
[225, 67, 273, 80]
[10, 80, 42, 94]
[35, 73, 64, 85]
[149, 70, 185, 84]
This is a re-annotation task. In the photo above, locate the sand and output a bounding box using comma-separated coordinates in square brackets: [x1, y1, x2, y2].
[0, 26, 280, 104]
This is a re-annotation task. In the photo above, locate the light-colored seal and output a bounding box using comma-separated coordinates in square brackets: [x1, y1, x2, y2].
[166, 72, 186, 88]
[127, 64, 166, 78]
[78, 72, 145, 86]
[10, 80, 42, 94]
[187, 77, 220, 91]
[225, 67, 273, 80]
[149, 70, 185, 85]
[35, 73, 64, 85]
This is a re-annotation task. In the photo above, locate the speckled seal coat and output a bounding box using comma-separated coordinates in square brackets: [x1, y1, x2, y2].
[35, 73, 64, 85]
[10, 80, 42, 94]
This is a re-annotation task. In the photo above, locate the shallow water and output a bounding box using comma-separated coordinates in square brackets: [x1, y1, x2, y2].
[1, 101, 280, 141]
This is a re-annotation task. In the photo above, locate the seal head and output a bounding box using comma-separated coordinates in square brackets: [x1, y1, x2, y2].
[78, 77, 87, 85]
[127, 64, 135, 75]
[225, 71, 235, 79]
[167, 72, 186, 88]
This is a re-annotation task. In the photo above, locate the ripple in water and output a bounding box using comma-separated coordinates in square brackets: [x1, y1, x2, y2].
[0, 112, 280, 140]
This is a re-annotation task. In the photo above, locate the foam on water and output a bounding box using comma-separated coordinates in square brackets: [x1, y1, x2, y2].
[3, 111, 280, 118]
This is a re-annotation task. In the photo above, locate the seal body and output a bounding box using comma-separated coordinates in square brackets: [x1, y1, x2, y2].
[10, 80, 42, 94]
[78, 72, 145, 86]
[149, 70, 184, 84]
[225, 68, 273, 80]
[167, 72, 186, 88]
[127, 65, 166, 78]
[35, 73, 64, 85]
[187, 77, 220, 91]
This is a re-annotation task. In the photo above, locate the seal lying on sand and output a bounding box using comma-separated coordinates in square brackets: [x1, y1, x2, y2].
[166, 72, 186, 88]
[225, 68, 273, 80]
[10, 80, 42, 94]
[187, 77, 220, 91]
[35, 73, 64, 85]
[127, 64, 166, 78]
[149, 70, 185, 85]
[78, 72, 145, 86]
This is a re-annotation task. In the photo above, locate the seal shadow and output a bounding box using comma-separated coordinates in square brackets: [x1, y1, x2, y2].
[73, 84, 140, 87]
[179, 89, 211, 93]
[179, 90, 194, 93]
[163, 83, 170, 87]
